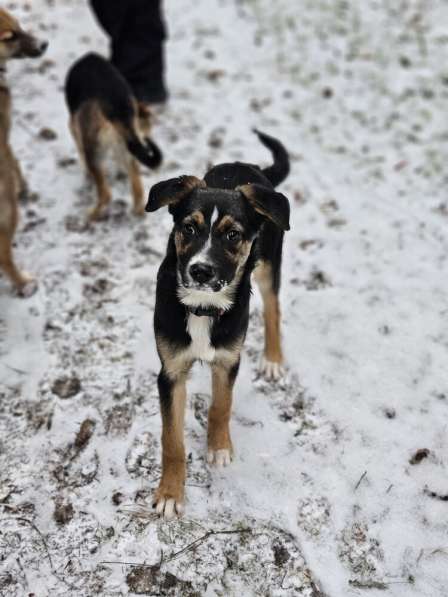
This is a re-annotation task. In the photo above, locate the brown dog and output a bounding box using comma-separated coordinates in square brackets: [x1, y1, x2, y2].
[0, 8, 47, 295]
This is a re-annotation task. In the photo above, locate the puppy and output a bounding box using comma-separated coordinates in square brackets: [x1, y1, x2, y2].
[0, 8, 47, 296]
[146, 129, 290, 518]
[65, 52, 162, 221]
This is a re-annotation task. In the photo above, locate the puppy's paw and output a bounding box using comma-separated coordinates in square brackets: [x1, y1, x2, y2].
[153, 484, 184, 520]
[88, 206, 108, 222]
[154, 496, 184, 520]
[259, 357, 285, 381]
[17, 274, 38, 298]
[207, 448, 232, 468]
[133, 203, 145, 217]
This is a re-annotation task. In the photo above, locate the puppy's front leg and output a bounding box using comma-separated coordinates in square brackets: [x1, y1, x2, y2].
[207, 361, 239, 467]
[154, 369, 187, 519]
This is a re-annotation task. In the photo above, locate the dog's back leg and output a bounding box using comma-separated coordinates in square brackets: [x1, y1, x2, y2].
[128, 158, 144, 216]
[73, 104, 112, 220]
[253, 227, 285, 380]
[85, 154, 111, 221]
[69, 115, 87, 170]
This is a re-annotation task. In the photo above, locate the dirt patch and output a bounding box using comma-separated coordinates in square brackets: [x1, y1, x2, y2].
[409, 448, 430, 465]
[51, 376, 82, 399]
[53, 498, 74, 525]
[126, 566, 200, 596]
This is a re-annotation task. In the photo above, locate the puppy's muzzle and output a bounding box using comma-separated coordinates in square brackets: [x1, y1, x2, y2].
[19, 36, 48, 58]
[189, 263, 215, 285]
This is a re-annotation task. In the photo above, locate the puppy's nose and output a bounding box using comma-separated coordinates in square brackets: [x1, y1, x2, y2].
[39, 40, 48, 53]
[189, 263, 215, 284]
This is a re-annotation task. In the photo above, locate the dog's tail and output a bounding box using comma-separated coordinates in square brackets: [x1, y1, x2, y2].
[253, 129, 290, 187]
[124, 127, 163, 169]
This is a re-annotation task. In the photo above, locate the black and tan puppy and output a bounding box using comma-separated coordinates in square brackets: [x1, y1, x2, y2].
[146, 130, 290, 518]
[0, 8, 47, 295]
[65, 53, 162, 221]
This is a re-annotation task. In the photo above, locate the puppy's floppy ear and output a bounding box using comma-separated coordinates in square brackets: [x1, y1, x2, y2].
[237, 183, 290, 231]
[145, 176, 206, 212]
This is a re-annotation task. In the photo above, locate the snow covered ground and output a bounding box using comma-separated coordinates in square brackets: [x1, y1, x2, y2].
[1, 0, 448, 595]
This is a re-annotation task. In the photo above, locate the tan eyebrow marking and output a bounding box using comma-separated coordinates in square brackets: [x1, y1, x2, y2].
[216, 215, 244, 233]
[174, 230, 191, 254]
[184, 210, 204, 226]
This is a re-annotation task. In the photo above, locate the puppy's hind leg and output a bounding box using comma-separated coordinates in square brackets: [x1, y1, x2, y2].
[207, 361, 239, 467]
[129, 158, 145, 216]
[254, 259, 285, 381]
[86, 163, 111, 221]
[84, 144, 111, 221]
[69, 115, 87, 171]
[74, 106, 112, 221]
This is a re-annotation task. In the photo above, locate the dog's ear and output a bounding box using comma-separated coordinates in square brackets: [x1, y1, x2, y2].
[145, 176, 206, 212]
[237, 183, 290, 231]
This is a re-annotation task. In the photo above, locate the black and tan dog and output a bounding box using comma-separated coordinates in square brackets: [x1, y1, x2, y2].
[146, 130, 290, 518]
[0, 8, 47, 295]
[65, 53, 162, 221]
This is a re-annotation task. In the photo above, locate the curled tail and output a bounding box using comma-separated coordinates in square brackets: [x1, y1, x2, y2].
[125, 129, 163, 169]
[253, 129, 290, 187]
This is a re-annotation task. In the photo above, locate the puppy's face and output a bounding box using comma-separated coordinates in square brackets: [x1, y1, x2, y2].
[0, 9, 48, 61]
[146, 175, 290, 310]
[172, 190, 259, 307]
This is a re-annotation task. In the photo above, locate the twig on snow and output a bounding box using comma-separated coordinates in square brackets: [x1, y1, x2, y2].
[280, 569, 288, 589]
[163, 527, 252, 564]
[354, 470, 367, 491]
[101, 560, 155, 568]
[349, 579, 387, 590]
[100, 527, 252, 569]
[417, 547, 448, 563]
[2, 363, 28, 375]
[349, 577, 414, 590]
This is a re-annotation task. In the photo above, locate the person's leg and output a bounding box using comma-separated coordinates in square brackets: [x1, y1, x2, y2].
[90, 0, 168, 104]
[90, 0, 126, 40]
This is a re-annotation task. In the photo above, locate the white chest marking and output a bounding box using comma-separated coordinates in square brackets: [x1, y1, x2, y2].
[186, 314, 216, 362]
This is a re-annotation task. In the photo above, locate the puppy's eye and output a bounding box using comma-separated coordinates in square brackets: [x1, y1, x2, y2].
[183, 223, 196, 237]
[227, 229, 242, 242]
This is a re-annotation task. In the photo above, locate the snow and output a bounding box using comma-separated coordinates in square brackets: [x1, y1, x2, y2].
[1, 0, 448, 595]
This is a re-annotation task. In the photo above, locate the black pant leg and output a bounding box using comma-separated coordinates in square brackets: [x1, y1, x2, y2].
[90, 0, 127, 39]
[90, 0, 167, 103]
